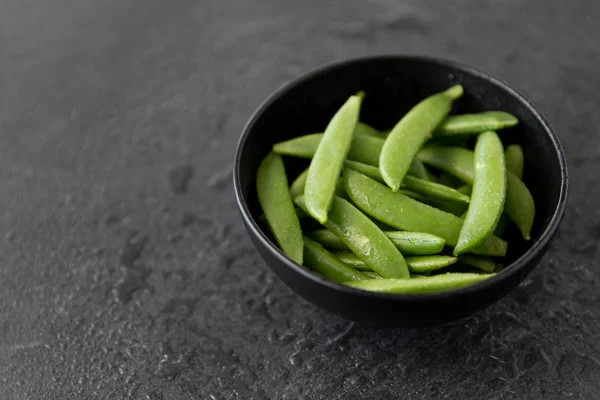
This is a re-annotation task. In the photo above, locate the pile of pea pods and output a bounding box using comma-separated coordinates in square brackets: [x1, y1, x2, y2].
[256, 85, 535, 294]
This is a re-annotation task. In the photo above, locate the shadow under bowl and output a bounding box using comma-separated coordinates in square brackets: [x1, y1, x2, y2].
[233, 55, 568, 327]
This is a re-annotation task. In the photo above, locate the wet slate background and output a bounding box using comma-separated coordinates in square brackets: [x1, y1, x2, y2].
[1, 0, 599, 399]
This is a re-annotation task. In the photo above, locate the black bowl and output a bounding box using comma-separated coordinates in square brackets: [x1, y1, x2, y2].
[233, 55, 568, 327]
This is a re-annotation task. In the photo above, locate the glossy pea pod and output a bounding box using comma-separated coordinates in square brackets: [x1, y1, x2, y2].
[505, 144, 525, 180]
[458, 254, 496, 273]
[344, 161, 470, 204]
[355, 122, 384, 138]
[455, 131, 507, 255]
[290, 167, 346, 200]
[307, 229, 445, 255]
[434, 111, 519, 137]
[345, 273, 494, 294]
[417, 146, 535, 240]
[273, 133, 385, 166]
[305, 93, 363, 223]
[335, 252, 458, 274]
[294, 195, 410, 278]
[256, 153, 304, 264]
[302, 236, 368, 283]
[343, 168, 507, 256]
[380, 85, 463, 191]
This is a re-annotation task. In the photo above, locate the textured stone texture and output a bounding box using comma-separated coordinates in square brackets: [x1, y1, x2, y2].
[1, 0, 599, 399]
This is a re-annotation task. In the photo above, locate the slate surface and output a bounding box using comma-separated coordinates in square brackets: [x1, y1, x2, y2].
[1, 1, 599, 399]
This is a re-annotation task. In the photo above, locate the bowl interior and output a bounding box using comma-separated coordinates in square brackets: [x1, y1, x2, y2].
[236, 56, 567, 277]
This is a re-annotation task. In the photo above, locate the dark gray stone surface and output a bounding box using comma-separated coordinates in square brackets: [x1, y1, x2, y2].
[1, 0, 599, 399]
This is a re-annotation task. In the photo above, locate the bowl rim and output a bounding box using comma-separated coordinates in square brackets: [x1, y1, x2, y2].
[233, 54, 569, 302]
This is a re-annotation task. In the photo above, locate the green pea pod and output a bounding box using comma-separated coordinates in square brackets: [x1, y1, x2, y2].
[380, 85, 463, 191]
[363, 271, 384, 279]
[417, 146, 475, 184]
[305, 94, 362, 223]
[344, 160, 384, 183]
[345, 273, 494, 294]
[273, 132, 385, 165]
[434, 111, 519, 136]
[458, 254, 496, 273]
[505, 171, 535, 240]
[273, 133, 323, 158]
[256, 153, 303, 264]
[303, 236, 367, 283]
[308, 229, 444, 255]
[455, 131, 507, 255]
[423, 198, 468, 217]
[290, 166, 347, 201]
[505, 144, 524, 180]
[418, 146, 534, 241]
[402, 175, 470, 204]
[355, 122, 383, 138]
[295, 195, 410, 278]
[343, 168, 507, 256]
[335, 252, 457, 273]
[289, 168, 309, 198]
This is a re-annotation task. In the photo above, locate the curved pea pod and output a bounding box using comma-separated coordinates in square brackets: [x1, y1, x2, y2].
[380, 85, 463, 191]
[305, 94, 362, 223]
[308, 229, 445, 255]
[256, 153, 303, 264]
[402, 175, 470, 204]
[458, 254, 496, 273]
[291, 167, 346, 201]
[345, 273, 494, 294]
[295, 195, 410, 278]
[505, 144, 524, 180]
[344, 160, 384, 183]
[335, 252, 457, 273]
[434, 111, 519, 137]
[303, 236, 368, 283]
[505, 171, 535, 240]
[417, 146, 475, 184]
[274, 133, 384, 166]
[455, 131, 507, 255]
[418, 146, 535, 241]
[343, 168, 507, 256]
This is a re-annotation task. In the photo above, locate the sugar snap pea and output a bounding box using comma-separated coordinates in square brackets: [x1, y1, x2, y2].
[435, 111, 519, 137]
[505, 144, 524, 180]
[305, 94, 362, 223]
[380, 85, 463, 191]
[291, 167, 347, 200]
[295, 195, 410, 278]
[308, 229, 445, 255]
[458, 254, 496, 273]
[345, 273, 494, 294]
[303, 236, 367, 283]
[505, 171, 535, 240]
[343, 168, 507, 256]
[344, 162, 469, 204]
[455, 131, 507, 255]
[402, 175, 470, 204]
[417, 146, 475, 184]
[335, 252, 458, 273]
[418, 146, 534, 241]
[274, 133, 384, 166]
[256, 153, 303, 264]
